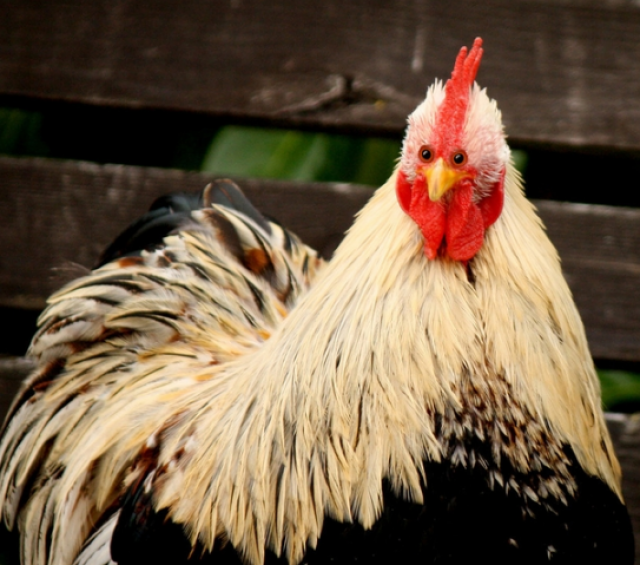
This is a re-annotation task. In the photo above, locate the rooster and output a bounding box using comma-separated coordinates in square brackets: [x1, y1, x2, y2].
[0, 38, 634, 565]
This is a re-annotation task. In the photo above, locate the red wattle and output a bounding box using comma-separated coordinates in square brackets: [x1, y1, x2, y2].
[396, 171, 446, 259]
[410, 174, 446, 259]
[397, 171, 503, 261]
[446, 182, 485, 262]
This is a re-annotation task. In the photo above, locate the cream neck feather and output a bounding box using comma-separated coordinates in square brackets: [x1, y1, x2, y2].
[158, 162, 620, 565]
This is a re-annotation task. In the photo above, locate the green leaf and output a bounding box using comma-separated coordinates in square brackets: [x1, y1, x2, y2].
[598, 370, 640, 412]
[201, 126, 399, 187]
[0, 108, 49, 156]
[511, 149, 527, 174]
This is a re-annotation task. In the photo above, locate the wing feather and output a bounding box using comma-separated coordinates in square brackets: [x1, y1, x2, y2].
[0, 181, 323, 565]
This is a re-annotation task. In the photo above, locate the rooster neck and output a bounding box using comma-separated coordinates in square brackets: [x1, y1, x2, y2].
[241, 163, 620, 498]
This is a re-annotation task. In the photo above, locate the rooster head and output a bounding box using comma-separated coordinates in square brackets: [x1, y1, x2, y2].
[397, 37, 509, 262]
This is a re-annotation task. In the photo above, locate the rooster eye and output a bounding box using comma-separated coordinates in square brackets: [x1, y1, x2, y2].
[452, 151, 468, 166]
[419, 146, 434, 163]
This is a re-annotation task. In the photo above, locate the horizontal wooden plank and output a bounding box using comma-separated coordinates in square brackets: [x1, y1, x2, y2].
[537, 201, 640, 362]
[0, 156, 373, 309]
[1, 1, 640, 151]
[0, 155, 639, 362]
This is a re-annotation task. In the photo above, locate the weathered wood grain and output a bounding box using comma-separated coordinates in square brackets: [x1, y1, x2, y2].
[0, 156, 373, 309]
[0, 155, 639, 361]
[538, 201, 640, 363]
[1, 0, 640, 151]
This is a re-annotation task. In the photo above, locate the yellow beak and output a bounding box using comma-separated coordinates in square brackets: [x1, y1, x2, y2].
[423, 158, 471, 202]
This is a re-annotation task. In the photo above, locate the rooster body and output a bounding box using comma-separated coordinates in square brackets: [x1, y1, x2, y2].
[0, 40, 634, 565]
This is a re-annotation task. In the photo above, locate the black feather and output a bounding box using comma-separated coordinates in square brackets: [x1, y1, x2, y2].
[112, 445, 633, 565]
[97, 208, 197, 267]
[97, 180, 270, 267]
[111, 478, 193, 564]
[203, 179, 271, 235]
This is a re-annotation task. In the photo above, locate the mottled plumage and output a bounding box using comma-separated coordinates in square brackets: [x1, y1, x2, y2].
[0, 41, 634, 565]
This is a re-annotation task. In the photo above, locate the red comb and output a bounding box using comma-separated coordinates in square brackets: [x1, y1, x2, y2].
[434, 38, 484, 148]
